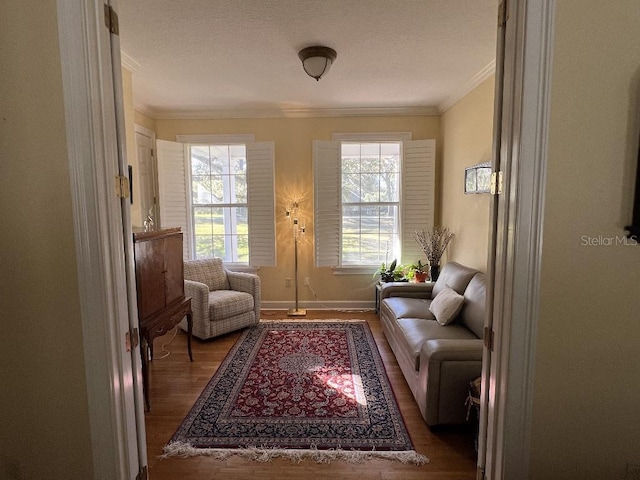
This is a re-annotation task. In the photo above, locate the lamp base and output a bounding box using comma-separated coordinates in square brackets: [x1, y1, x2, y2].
[287, 308, 307, 317]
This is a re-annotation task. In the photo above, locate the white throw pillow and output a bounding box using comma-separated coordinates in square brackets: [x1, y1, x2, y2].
[429, 285, 465, 326]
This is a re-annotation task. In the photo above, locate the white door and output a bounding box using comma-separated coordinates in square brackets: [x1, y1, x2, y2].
[106, 1, 149, 475]
[479, 0, 555, 478]
[57, 0, 148, 477]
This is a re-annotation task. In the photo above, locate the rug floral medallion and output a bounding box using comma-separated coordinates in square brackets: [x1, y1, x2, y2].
[164, 321, 428, 464]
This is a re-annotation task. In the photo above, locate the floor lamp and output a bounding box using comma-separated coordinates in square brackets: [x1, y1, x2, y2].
[286, 201, 306, 316]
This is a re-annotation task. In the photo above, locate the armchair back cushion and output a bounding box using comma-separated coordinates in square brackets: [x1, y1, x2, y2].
[183, 258, 230, 291]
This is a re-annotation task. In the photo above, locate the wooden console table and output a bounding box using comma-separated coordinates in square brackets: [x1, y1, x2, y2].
[133, 228, 193, 410]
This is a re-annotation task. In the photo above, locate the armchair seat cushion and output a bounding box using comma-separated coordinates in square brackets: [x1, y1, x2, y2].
[209, 290, 254, 320]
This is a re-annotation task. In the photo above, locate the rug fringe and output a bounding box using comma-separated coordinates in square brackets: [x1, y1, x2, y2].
[162, 441, 428, 465]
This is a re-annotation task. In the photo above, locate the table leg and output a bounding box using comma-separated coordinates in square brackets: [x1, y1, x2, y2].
[186, 312, 193, 362]
[140, 337, 150, 410]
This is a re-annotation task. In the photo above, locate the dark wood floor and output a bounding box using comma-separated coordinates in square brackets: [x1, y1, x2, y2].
[143, 310, 477, 479]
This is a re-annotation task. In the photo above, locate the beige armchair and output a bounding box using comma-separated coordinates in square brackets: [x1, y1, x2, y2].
[180, 258, 260, 340]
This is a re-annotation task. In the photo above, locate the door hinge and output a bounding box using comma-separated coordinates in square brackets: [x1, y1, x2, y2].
[125, 328, 139, 352]
[115, 175, 130, 199]
[150, 148, 154, 157]
[104, 4, 119, 35]
[498, 0, 509, 27]
[491, 171, 503, 195]
[136, 465, 148, 480]
[484, 327, 494, 351]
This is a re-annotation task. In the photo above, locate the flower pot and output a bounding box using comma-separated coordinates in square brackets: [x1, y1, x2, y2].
[414, 271, 428, 283]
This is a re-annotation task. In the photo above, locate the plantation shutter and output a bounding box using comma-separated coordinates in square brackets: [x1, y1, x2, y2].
[246, 141, 276, 266]
[401, 139, 435, 264]
[156, 139, 191, 259]
[313, 140, 341, 267]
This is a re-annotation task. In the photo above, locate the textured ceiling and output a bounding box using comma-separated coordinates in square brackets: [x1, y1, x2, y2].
[118, 0, 498, 117]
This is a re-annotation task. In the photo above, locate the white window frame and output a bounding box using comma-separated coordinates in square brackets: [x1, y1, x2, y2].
[314, 133, 435, 274]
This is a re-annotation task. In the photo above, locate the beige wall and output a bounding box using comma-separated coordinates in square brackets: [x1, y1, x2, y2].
[530, 1, 640, 478]
[441, 76, 495, 272]
[0, 1, 94, 479]
[155, 116, 440, 304]
[134, 110, 156, 133]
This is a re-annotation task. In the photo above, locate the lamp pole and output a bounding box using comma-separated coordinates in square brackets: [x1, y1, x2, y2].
[287, 202, 306, 316]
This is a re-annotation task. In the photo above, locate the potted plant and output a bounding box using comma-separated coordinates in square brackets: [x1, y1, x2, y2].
[414, 227, 455, 281]
[411, 260, 429, 282]
[373, 259, 407, 283]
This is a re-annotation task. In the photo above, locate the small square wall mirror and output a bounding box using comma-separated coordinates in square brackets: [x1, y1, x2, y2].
[465, 162, 492, 194]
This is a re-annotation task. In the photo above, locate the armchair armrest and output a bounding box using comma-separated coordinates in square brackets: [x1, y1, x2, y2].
[226, 270, 261, 320]
[184, 279, 211, 337]
[379, 281, 434, 301]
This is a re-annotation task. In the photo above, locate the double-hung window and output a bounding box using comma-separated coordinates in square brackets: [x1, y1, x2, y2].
[155, 135, 276, 267]
[314, 134, 435, 270]
[190, 144, 248, 262]
[341, 142, 401, 265]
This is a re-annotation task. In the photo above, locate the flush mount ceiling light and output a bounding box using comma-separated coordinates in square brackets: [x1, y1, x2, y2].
[298, 46, 337, 81]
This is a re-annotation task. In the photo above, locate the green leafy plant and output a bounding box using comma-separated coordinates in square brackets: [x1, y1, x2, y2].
[373, 259, 407, 283]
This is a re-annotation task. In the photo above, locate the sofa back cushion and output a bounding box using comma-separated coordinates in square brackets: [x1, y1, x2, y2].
[432, 262, 478, 298]
[459, 273, 486, 338]
[184, 258, 230, 291]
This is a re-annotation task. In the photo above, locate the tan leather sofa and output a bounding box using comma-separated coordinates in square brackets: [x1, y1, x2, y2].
[379, 262, 486, 426]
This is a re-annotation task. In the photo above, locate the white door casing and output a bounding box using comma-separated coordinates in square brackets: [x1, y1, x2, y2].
[480, 0, 555, 479]
[56, 0, 147, 478]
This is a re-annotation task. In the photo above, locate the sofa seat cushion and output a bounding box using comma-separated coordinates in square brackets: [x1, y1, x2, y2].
[382, 297, 435, 321]
[209, 290, 254, 321]
[396, 318, 479, 371]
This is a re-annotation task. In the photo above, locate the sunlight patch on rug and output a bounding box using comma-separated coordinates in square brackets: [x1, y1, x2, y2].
[163, 321, 428, 464]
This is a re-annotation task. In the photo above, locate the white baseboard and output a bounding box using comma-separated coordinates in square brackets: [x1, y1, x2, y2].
[261, 300, 376, 311]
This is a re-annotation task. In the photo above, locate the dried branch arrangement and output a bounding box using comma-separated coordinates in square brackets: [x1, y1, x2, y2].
[414, 227, 455, 266]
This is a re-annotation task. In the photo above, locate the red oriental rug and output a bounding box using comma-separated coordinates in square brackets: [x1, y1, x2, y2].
[163, 321, 428, 464]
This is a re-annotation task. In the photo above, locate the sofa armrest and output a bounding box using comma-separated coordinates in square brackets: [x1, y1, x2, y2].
[420, 338, 484, 363]
[379, 282, 434, 301]
[226, 270, 261, 320]
[417, 338, 483, 426]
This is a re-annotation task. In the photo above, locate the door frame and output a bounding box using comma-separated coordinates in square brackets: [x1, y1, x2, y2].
[56, 0, 556, 478]
[56, 0, 146, 478]
[480, 0, 556, 478]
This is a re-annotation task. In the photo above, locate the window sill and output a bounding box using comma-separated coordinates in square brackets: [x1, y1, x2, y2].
[225, 264, 258, 274]
[331, 266, 378, 276]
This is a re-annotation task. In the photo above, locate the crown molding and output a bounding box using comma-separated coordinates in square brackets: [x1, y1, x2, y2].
[438, 59, 496, 113]
[136, 105, 440, 120]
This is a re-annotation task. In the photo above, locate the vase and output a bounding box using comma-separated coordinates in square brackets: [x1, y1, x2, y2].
[430, 264, 440, 282]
